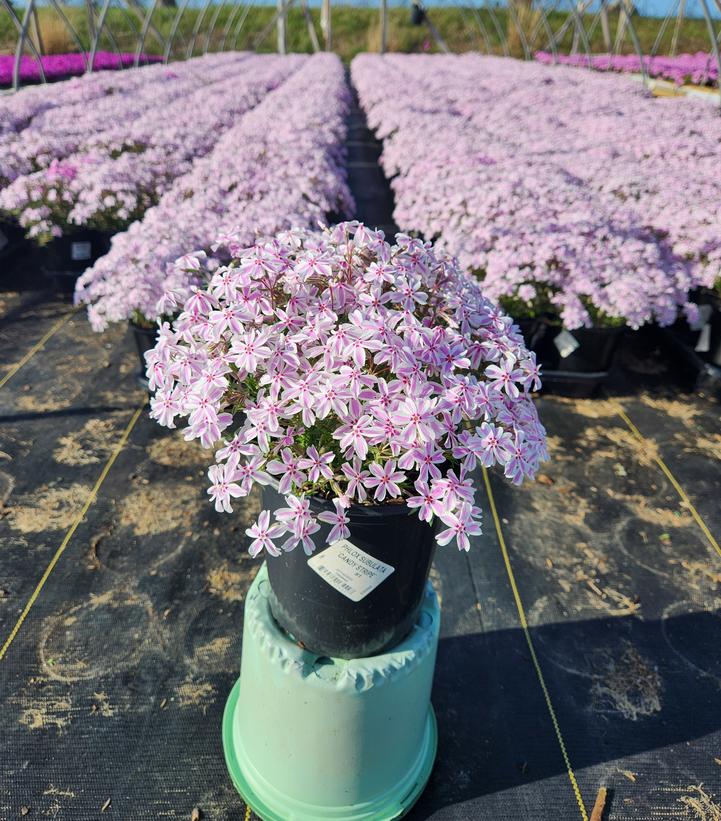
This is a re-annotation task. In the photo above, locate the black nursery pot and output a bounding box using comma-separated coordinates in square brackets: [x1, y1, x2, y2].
[262, 482, 437, 660]
[41, 230, 113, 293]
[516, 318, 625, 397]
[671, 290, 721, 369]
[0, 218, 25, 263]
[130, 321, 158, 388]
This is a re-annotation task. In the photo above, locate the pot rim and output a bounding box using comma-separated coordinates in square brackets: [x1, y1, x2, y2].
[129, 319, 158, 334]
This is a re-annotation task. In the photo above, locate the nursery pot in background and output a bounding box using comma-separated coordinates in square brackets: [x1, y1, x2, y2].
[0, 218, 24, 264]
[130, 321, 158, 388]
[671, 289, 721, 369]
[516, 317, 625, 396]
[40, 230, 113, 293]
[262, 482, 437, 660]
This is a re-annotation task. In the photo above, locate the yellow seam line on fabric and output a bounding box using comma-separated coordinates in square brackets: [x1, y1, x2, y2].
[244, 806, 251, 821]
[0, 307, 78, 391]
[0, 403, 145, 663]
[617, 407, 721, 561]
[481, 468, 589, 821]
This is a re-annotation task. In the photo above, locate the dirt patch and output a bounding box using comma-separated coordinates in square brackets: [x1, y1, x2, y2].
[147, 433, 209, 468]
[43, 785, 75, 798]
[671, 559, 721, 591]
[233, 485, 263, 528]
[543, 434, 574, 463]
[550, 397, 618, 419]
[677, 432, 721, 461]
[8, 483, 90, 533]
[207, 562, 248, 603]
[39, 590, 157, 682]
[604, 490, 692, 528]
[53, 418, 117, 466]
[13, 392, 68, 413]
[591, 642, 662, 720]
[522, 476, 591, 530]
[91, 691, 116, 718]
[678, 785, 721, 821]
[19, 695, 72, 731]
[584, 424, 660, 468]
[641, 396, 701, 425]
[119, 482, 199, 535]
[174, 677, 216, 709]
[188, 635, 237, 672]
[119, 356, 138, 377]
[193, 637, 233, 667]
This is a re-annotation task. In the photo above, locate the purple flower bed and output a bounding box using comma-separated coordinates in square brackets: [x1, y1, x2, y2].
[536, 50, 719, 87]
[0, 52, 162, 86]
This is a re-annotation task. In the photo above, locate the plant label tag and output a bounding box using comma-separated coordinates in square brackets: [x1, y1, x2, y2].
[308, 540, 395, 602]
[554, 329, 580, 359]
[689, 304, 713, 332]
[71, 241, 92, 261]
[695, 323, 712, 354]
[0, 228, 7, 252]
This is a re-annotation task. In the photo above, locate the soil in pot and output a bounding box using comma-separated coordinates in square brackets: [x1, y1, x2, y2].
[262, 482, 437, 660]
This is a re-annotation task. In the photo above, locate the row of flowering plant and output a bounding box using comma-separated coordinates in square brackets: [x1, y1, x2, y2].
[146, 222, 547, 557]
[351, 54, 719, 330]
[75, 54, 353, 331]
[0, 52, 245, 187]
[535, 51, 719, 88]
[0, 51, 162, 88]
[0, 55, 298, 243]
[0, 54, 178, 136]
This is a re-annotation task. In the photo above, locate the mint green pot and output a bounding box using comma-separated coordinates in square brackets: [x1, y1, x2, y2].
[222, 563, 440, 820]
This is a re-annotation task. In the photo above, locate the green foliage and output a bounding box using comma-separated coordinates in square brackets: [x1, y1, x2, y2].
[499, 290, 625, 328]
[1, 5, 715, 63]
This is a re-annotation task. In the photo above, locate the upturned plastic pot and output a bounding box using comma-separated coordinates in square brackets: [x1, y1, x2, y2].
[129, 321, 158, 389]
[223, 564, 439, 820]
[40, 230, 113, 293]
[515, 317, 625, 397]
[262, 482, 437, 659]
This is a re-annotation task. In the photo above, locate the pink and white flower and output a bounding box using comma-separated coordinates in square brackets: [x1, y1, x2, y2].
[146, 222, 546, 556]
[317, 499, 351, 543]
